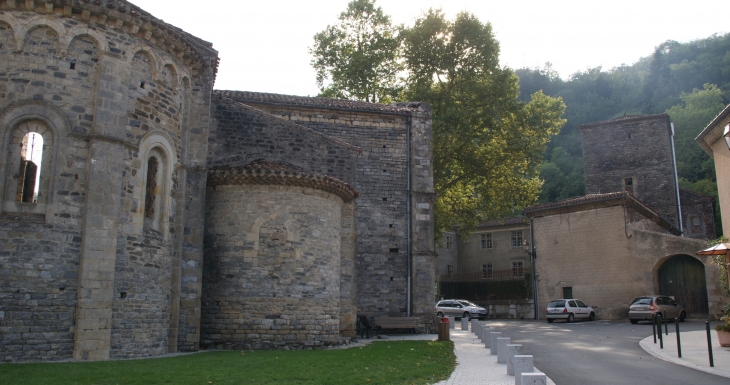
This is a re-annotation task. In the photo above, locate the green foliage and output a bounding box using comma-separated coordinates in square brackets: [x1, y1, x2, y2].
[310, 0, 403, 103]
[0, 341, 456, 385]
[515, 33, 730, 209]
[666, 84, 726, 183]
[401, 10, 565, 237]
[717, 303, 730, 332]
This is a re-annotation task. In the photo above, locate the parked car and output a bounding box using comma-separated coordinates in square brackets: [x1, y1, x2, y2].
[434, 299, 489, 320]
[628, 295, 686, 324]
[545, 299, 595, 323]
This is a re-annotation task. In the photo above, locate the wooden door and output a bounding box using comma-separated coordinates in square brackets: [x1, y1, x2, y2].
[658, 255, 709, 317]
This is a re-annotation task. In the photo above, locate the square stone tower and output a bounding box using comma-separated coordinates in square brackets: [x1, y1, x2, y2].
[579, 114, 680, 228]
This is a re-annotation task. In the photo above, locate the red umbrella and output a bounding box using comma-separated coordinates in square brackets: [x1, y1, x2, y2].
[696, 242, 730, 255]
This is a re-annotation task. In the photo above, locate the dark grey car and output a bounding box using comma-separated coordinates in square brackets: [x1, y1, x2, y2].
[434, 299, 488, 320]
[629, 295, 686, 324]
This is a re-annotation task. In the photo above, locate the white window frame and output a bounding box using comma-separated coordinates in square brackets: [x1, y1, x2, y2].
[511, 231, 523, 248]
[481, 233, 493, 250]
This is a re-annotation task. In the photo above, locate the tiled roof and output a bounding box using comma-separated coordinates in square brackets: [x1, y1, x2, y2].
[578, 114, 669, 129]
[523, 191, 680, 236]
[208, 160, 358, 202]
[476, 216, 528, 229]
[523, 192, 629, 213]
[214, 90, 425, 114]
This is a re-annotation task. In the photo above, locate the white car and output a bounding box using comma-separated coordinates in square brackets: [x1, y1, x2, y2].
[546, 299, 595, 323]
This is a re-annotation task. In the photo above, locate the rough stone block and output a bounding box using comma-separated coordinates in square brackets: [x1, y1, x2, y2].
[514, 355, 534, 385]
[506, 344, 522, 375]
[521, 372, 546, 385]
[497, 337, 510, 363]
[490, 331, 502, 355]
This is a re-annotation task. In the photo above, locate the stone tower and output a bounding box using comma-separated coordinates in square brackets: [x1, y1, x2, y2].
[580, 114, 681, 228]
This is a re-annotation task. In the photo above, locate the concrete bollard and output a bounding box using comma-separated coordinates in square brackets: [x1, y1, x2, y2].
[506, 344, 522, 375]
[483, 325, 491, 348]
[471, 319, 478, 335]
[448, 316, 455, 329]
[461, 317, 468, 330]
[490, 332, 502, 355]
[521, 373, 546, 385]
[497, 337, 511, 363]
[514, 355, 534, 385]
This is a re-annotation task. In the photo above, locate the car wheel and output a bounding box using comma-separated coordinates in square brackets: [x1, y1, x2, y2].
[436, 312, 444, 318]
[463, 312, 471, 320]
[630, 319, 638, 324]
[679, 311, 686, 322]
[567, 313, 574, 323]
[588, 312, 595, 321]
[547, 318, 554, 323]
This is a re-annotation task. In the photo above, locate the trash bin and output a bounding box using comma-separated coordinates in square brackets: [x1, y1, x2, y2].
[438, 317, 450, 341]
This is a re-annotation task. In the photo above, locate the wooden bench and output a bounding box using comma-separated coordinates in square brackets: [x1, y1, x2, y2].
[373, 316, 420, 335]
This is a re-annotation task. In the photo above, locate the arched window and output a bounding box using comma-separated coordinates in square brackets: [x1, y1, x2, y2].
[16, 132, 43, 203]
[2, 119, 54, 214]
[136, 133, 176, 237]
[143, 148, 166, 231]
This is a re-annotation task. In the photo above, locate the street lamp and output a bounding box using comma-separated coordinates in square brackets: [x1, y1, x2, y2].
[523, 240, 539, 320]
[723, 124, 730, 150]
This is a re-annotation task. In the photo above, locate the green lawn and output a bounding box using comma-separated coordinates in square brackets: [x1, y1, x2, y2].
[0, 340, 455, 385]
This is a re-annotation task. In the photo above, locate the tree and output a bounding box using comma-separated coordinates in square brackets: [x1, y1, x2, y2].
[310, 0, 402, 103]
[666, 84, 726, 183]
[401, 10, 566, 237]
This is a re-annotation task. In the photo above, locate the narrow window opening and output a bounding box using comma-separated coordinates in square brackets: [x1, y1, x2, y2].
[562, 287, 573, 299]
[389, 248, 399, 253]
[383, 145, 386, 148]
[144, 156, 158, 219]
[140, 81, 146, 89]
[69, 62, 76, 70]
[382, 197, 387, 201]
[120, 292, 127, 299]
[16, 132, 43, 203]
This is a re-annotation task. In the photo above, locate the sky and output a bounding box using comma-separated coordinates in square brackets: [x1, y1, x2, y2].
[129, 0, 728, 97]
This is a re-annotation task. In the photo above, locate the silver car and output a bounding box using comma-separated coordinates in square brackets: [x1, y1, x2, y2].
[434, 299, 488, 320]
[629, 295, 686, 324]
[545, 299, 595, 323]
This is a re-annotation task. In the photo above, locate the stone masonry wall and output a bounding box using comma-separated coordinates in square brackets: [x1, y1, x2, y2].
[241, 102, 413, 318]
[679, 188, 716, 240]
[531, 204, 725, 320]
[209, 97, 359, 185]
[580, 115, 680, 228]
[202, 184, 343, 350]
[0, 7, 217, 361]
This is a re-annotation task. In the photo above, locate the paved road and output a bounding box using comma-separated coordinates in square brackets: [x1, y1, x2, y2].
[488, 319, 727, 385]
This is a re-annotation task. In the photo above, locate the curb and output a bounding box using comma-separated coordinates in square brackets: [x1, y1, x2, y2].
[639, 335, 730, 379]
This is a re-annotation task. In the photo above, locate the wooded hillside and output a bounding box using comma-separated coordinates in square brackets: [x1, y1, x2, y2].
[518, 33, 730, 233]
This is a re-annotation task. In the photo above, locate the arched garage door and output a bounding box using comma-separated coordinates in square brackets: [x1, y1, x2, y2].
[658, 255, 708, 317]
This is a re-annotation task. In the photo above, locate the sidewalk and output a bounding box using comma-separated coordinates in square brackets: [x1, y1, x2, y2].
[640, 330, 730, 379]
[433, 328, 555, 385]
[354, 327, 555, 384]
[355, 325, 730, 383]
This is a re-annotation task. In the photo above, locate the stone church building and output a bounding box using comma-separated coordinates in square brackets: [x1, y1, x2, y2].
[0, 1, 436, 362]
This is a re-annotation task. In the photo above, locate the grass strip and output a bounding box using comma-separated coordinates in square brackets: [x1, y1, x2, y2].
[0, 340, 455, 385]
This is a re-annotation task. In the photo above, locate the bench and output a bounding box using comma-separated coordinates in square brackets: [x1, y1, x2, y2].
[373, 316, 420, 334]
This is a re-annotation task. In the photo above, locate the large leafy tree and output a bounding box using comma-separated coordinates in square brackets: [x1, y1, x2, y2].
[310, 0, 402, 103]
[311, 5, 566, 238]
[666, 83, 726, 183]
[400, 10, 566, 236]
